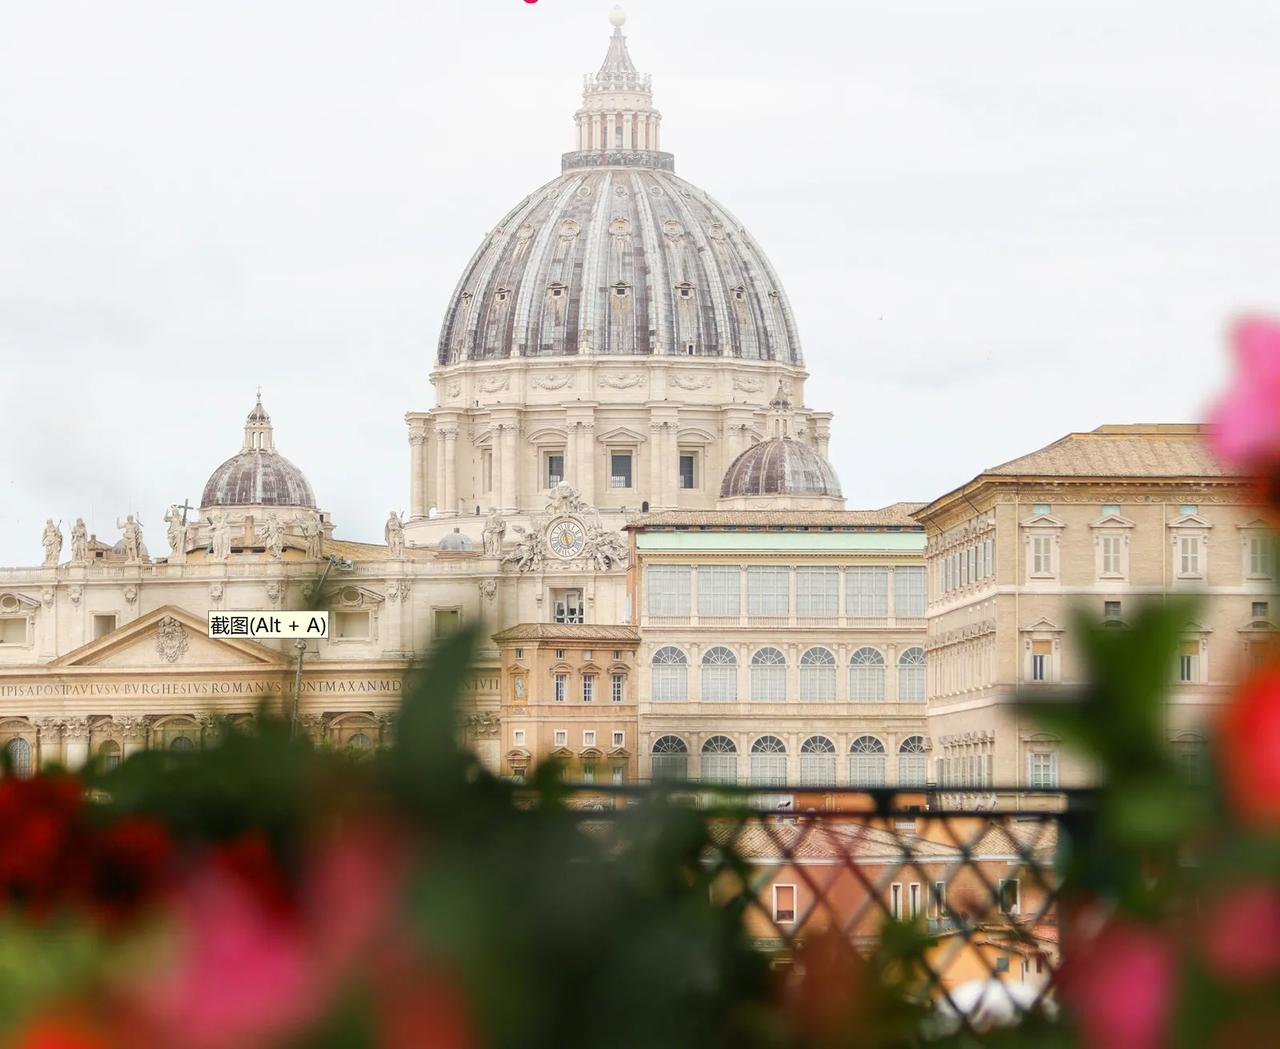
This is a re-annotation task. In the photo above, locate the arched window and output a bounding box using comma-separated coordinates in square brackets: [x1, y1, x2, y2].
[898, 736, 928, 786]
[651, 647, 689, 702]
[849, 647, 886, 701]
[799, 647, 836, 702]
[5, 737, 33, 778]
[750, 647, 786, 702]
[97, 739, 121, 772]
[701, 646, 738, 702]
[169, 735, 195, 753]
[750, 735, 787, 786]
[1172, 733, 1207, 784]
[701, 735, 738, 784]
[651, 735, 689, 781]
[849, 735, 886, 787]
[800, 735, 837, 786]
[898, 647, 926, 702]
[348, 733, 373, 752]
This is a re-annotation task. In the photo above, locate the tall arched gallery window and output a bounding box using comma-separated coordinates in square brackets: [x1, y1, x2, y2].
[700, 735, 738, 784]
[898, 647, 926, 702]
[799, 647, 836, 701]
[898, 736, 928, 786]
[849, 735, 886, 787]
[651, 735, 689, 781]
[651, 647, 689, 702]
[849, 647, 886, 701]
[799, 735, 837, 787]
[750, 647, 786, 702]
[701, 646, 738, 702]
[750, 735, 788, 786]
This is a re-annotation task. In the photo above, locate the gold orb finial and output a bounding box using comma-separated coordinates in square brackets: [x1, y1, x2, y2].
[608, 5, 626, 29]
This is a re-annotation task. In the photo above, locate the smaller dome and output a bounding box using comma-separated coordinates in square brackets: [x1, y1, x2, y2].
[200, 396, 317, 510]
[438, 527, 474, 552]
[111, 537, 150, 561]
[720, 438, 843, 501]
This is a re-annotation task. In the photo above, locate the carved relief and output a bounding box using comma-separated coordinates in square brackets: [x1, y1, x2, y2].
[501, 483, 628, 574]
[479, 374, 509, 393]
[155, 616, 189, 664]
[123, 585, 138, 605]
[733, 375, 765, 393]
[479, 578, 498, 603]
[671, 372, 712, 391]
[209, 582, 224, 603]
[69, 586, 82, 605]
[445, 379, 462, 398]
[661, 219, 685, 240]
[707, 222, 726, 241]
[514, 222, 536, 243]
[532, 373, 573, 391]
[464, 712, 501, 738]
[600, 372, 643, 390]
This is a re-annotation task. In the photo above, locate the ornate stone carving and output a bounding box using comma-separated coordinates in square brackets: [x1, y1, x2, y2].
[210, 512, 233, 561]
[732, 375, 764, 393]
[114, 715, 151, 739]
[70, 518, 88, 564]
[260, 512, 286, 560]
[385, 512, 405, 559]
[265, 581, 283, 606]
[464, 712, 501, 738]
[482, 510, 506, 557]
[479, 578, 498, 603]
[671, 372, 711, 391]
[41, 519, 62, 566]
[116, 514, 144, 564]
[299, 515, 322, 560]
[661, 219, 685, 240]
[707, 222, 726, 241]
[386, 580, 410, 603]
[209, 582, 224, 603]
[532, 372, 573, 391]
[123, 585, 138, 605]
[515, 222, 536, 243]
[446, 379, 462, 398]
[68, 586, 82, 605]
[408, 424, 427, 446]
[501, 483, 628, 573]
[298, 714, 328, 739]
[559, 217, 581, 239]
[155, 615, 189, 663]
[62, 716, 92, 739]
[599, 371, 643, 390]
[41, 587, 54, 607]
[33, 717, 63, 736]
[479, 374, 510, 393]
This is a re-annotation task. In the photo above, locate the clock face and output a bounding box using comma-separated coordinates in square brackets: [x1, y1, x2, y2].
[547, 517, 587, 559]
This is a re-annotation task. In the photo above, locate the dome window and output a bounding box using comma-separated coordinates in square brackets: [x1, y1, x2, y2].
[733, 286, 746, 302]
[612, 282, 630, 298]
[675, 282, 695, 300]
[495, 287, 511, 304]
[548, 282, 566, 299]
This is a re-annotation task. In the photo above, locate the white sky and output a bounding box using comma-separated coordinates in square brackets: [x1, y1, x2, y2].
[2, 0, 1278, 561]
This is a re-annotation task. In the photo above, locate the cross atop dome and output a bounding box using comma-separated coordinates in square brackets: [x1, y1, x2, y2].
[563, 8, 670, 172]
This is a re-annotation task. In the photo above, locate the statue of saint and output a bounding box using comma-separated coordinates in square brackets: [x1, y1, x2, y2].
[164, 506, 188, 561]
[210, 512, 233, 562]
[115, 514, 143, 564]
[385, 511, 405, 559]
[261, 513, 286, 560]
[41, 519, 63, 566]
[70, 519, 88, 563]
[300, 515, 322, 559]
[482, 509, 506, 557]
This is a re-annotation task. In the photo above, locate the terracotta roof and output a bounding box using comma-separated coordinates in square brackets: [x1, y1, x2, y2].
[491, 624, 641, 643]
[984, 425, 1237, 479]
[713, 820, 959, 862]
[630, 503, 927, 529]
[323, 538, 434, 563]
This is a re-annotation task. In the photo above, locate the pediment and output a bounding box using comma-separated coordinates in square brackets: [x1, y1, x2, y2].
[1182, 620, 1213, 635]
[1021, 513, 1065, 528]
[1168, 513, 1212, 529]
[53, 605, 288, 669]
[596, 425, 648, 445]
[0, 592, 40, 612]
[1238, 518, 1273, 532]
[1020, 617, 1063, 634]
[330, 584, 385, 608]
[676, 426, 717, 444]
[527, 427, 569, 446]
[1090, 513, 1135, 529]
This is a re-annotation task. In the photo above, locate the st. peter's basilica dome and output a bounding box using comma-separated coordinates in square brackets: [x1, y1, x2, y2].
[436, 10, 802, 367]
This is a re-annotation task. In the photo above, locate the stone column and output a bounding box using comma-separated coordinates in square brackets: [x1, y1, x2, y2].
[442, 427, 459, 517]
[34, 718, 62, 770]
[495, 412, 520, 511]
[605, 113, 615, 149]
[592, 113, 602, 151]
[63, 716, 91, 769]
[648, 421, 665, 509]
[434, 427, 446, 512]
[622, 110, 633, 149]
[117, 716, 150, 758]
[409, 424, 427, 519]
[491, 430, 504, 510]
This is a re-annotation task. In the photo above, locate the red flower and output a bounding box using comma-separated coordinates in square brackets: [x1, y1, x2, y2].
[0, 775, 86, 915]
[1059, 917, 1175, 1049]
[1219, 670, 1280, 828]
[784, 928, 870, 1040]
[1203, 882, 1280, 982]
[81, 816, 174, 927]
[6, 1018, 110, 1049]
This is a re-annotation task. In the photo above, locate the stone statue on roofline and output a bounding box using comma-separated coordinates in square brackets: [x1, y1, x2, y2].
[116, 514, 143, 564]
[70, 519, 88, 564]
[385, 512, 405, 559]
[41, 519, 62, 566]
[261, 512, 286, 560]
[210, 512, 233, 562]
[300, 515, 322, 559]
[482, 509, 506, 557]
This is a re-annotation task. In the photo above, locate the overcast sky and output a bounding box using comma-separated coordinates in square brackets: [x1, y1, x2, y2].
[2, 0, 1277, 561]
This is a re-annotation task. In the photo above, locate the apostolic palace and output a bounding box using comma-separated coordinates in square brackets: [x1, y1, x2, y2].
[0, 10, 1269, 806]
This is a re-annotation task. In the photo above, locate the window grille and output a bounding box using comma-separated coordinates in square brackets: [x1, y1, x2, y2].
[651, 646, 689, 702]
[898, 647, 926, 702]
[750, 647, 787, 702]
[798, 647, 836, 702]
[849, 735, 886, 786]
[898, 735, 928, 786]
[846, 566, 888, 617]
[700, 735, 738, 784]
[646, 565, 691, 617]
[796, 567, 838, 618]
[747, 567, 789, 617]
[799, 735, 837, 786]
[611, 674, 624, 703]
[651, 735, 688, 781]
[750, 735, 787, 786]
[849, 647, 886, 701]
[701, 646, 738, 702]
[5, 737, 32, 778]
[697, 566, 739, 617]
[894, 566, 926, 616]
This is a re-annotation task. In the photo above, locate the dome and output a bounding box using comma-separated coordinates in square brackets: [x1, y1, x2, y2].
[436, 16, 802, 366]
[200, 396, 316, 510]
[720, 438, 843, 501]
[437, 527, 474, 552]
[111, 537, 150, 561]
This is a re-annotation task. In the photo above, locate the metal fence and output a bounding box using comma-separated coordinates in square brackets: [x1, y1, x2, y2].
[561, 785, 1080, 1034]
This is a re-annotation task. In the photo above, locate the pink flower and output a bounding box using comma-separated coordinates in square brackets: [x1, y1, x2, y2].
[1060, 917, 1175, 1049]
[1219, 670, 1280, 828]
[1208, 316, 1280, 467]
[1203, 882, 1280, 982]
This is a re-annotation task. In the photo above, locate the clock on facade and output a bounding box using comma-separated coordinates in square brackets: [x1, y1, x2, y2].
[547, 517, 587, 559]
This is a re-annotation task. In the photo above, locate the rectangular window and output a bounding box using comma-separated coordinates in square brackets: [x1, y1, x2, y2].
[611, 765, 624, 785]
[554, 730, 567, 748]
[678, 453, 696, 490]
[1253, 601, 1270, 620]
[908, 882, 921, 919]
[1103, 503, 1120, 517]
[960, 551, 969, 586]
[433, 608, 460, 636]
[583, 730, 596, 747]
[609, 452, 633, 489]
[513, 729, 526, 746]
[697, 565, 740, 617]
[1029, 752, 1056, 789]
[894, 566, 927, 616]
[796, 566, 839, 618]
[1032, 503, 1050, 515]
[581, 764, 596, 785]
[1031, 639, 1051, 682]
[611, 674, 624, 703]
[1179, 641, 1200, 683]
[552, 589, 584, 624]
[554, 674, 567, 702]
[1101, 534, 1123, 576]
[333, 610, 371, 640]
[846, 566, 888, 617]
[1249, 536, 1276, 578]
[582, 650, 592, 662]
[1180, 504, 1198, 516]
[890, 883, 903, 920]
[92, 613, 117, 639]
[747, 566, 789, 617]
[931, 882, 948, 920]
[582, 675, 595, 703]
[977, 541, 986, 580]
[773, 884, 796, 925]
[1104, 600, 1122, 619]
[612, 731, 624, 748]
[1031, 535, 1053, 576]
[1179, 535, 1202, 576]
[985, 539, 994, 578]
[646, 565, 692, 617]
[545, 452, 564, 488]
[998, 878, 1021, 915]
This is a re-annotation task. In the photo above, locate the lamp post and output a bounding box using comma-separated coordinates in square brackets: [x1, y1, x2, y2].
[291, 554, 354, 739]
